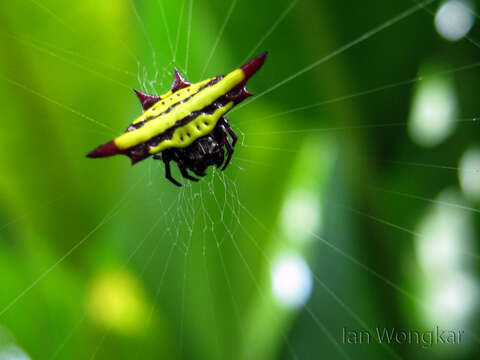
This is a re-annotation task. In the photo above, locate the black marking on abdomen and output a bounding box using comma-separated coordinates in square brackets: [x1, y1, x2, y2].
[126, 76, 224, 132]
[124, 94, 232, 163]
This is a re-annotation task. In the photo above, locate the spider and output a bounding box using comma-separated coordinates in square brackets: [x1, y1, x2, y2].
[87, 52, 267, 186]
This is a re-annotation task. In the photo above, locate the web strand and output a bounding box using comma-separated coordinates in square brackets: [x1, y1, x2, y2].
[235, 60, 480, 122]
[0, 176, 144, 317]
[0, 73, 114, 132]
[235, 0, 438, 111]
[200, 0, 239, 79]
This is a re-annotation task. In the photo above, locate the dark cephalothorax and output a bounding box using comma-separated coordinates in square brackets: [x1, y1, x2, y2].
[156, 117, 237, 186]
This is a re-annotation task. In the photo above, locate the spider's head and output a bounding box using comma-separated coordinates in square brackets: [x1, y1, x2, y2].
[189, 137, 225, 174]
[181, 136, 223, 175]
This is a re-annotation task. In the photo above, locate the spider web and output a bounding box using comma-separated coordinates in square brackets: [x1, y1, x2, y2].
[0, 0, 479, 359]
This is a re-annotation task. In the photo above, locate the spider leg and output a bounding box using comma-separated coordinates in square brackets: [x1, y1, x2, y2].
[164, 159, 182, 187]
[192, 169, 207, 177]
[222, 139, 234, 171]
[177, 161, 199, 182]
[216, 118, 236, 171]
[154, 153, 182, 186]
[221, 117, 238, 147]
[227, 126, 238, 147]
[223, 118, 238, 147]
[216, 124, 234, 171]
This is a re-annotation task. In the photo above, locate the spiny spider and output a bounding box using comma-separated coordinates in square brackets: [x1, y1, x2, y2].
[87, 52, 267, 186]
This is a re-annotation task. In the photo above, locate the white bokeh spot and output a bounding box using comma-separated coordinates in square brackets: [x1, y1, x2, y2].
[459, 146, 480, 201]
[408, 75, 458, 147]
[426, 272, 478, 328]
[435, 0, 475, 42]
[415, 191, 471, 272]
[415, 189, 478, 329]
[272, 254, 313, 308]
[0, 346, 31, 360]
[281, 190, 321, 243]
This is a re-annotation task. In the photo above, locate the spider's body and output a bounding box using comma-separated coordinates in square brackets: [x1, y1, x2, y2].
[87, 53, 267, 186]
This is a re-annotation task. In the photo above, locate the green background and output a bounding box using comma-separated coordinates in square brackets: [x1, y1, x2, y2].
[0, 0, 479, 359]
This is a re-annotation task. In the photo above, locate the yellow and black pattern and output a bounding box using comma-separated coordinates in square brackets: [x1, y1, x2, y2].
[87, 52, 267, 185]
